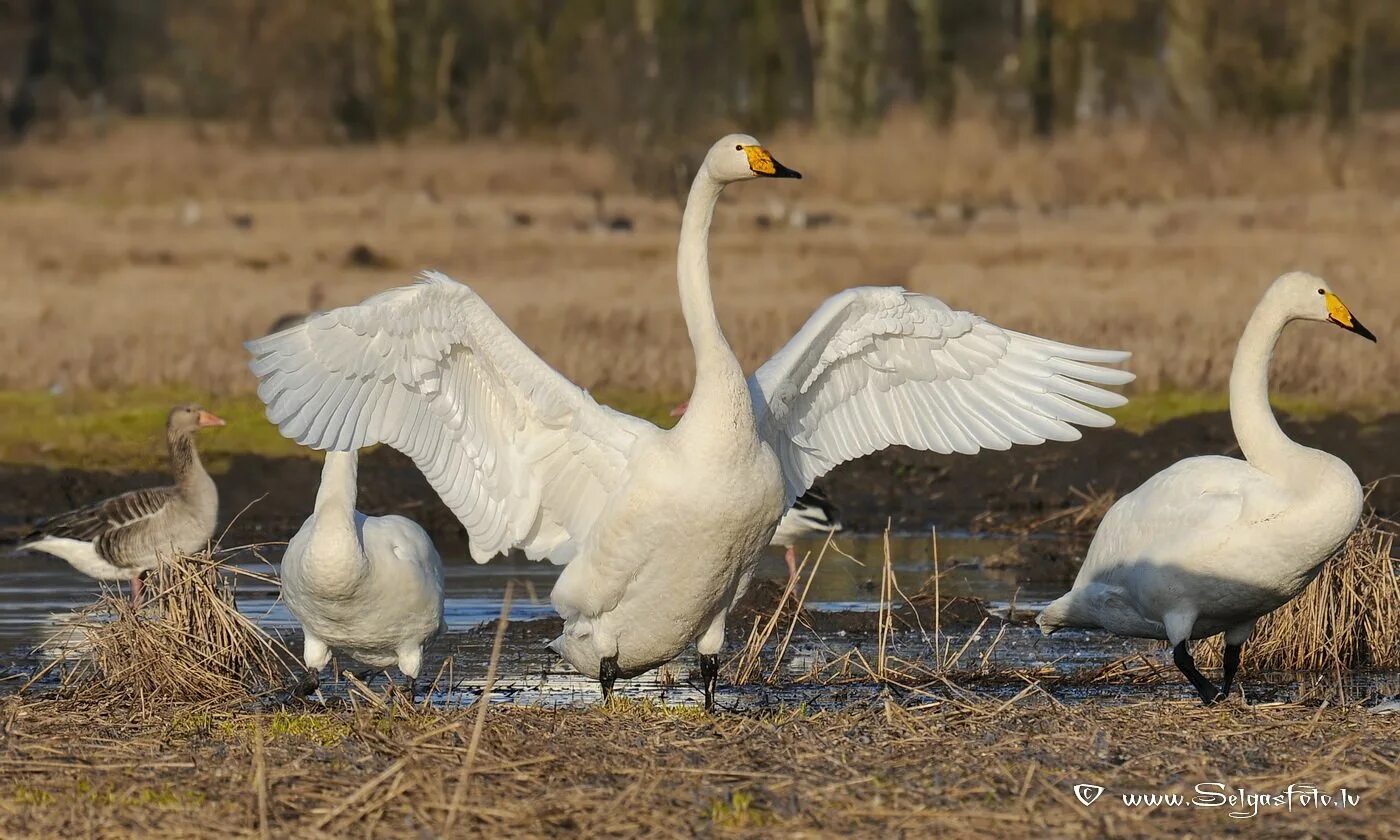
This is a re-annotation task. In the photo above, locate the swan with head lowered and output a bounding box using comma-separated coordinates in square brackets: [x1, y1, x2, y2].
[1037, 272, 1376, 704]
[246, 134, 1133, 709]
[281, 449, 444, 696]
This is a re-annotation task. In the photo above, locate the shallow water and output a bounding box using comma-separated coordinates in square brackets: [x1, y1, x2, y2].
[0, 532, 1049, 654]
[2, 533, 1396, 709]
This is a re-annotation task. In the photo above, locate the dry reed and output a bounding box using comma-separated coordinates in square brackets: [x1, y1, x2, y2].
[731, 527, 1032, 690]
[728, 534, 832, 685]
[731, 511, 1400, 697]
[1026, 485, 1119, 534]
[57, 550, 295, 710]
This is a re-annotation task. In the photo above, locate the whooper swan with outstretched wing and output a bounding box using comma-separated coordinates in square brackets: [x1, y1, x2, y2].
[247, 134, 1133, 709]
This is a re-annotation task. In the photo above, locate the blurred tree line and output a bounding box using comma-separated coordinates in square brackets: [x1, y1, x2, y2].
[2, 0, 1397, 150]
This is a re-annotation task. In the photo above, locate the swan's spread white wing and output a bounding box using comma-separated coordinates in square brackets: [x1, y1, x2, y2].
[749, 287, 1134, 501]
[246, 271, 654, 564]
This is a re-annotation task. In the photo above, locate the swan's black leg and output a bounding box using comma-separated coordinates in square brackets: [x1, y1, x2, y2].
[599, 656, 620, 703]
[1219, 643, 1243, 700]
[1173, 641, 1223, 705]
[699, 654, 720, 711]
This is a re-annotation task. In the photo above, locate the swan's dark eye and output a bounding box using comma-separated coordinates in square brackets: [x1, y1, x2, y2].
[1318, 288, 1325, 295]
[735, 144, 743, 151]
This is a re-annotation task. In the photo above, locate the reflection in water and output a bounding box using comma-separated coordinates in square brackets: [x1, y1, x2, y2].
[793, 532, 1063, 612]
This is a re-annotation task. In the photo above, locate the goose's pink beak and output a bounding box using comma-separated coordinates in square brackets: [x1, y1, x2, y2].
[197, 410, 227, 428]
[668, 400, 689, 418]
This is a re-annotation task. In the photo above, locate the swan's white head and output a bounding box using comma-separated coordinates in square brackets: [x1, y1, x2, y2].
[1270, 271, 1377, 342]
[703, 133, 801, 184]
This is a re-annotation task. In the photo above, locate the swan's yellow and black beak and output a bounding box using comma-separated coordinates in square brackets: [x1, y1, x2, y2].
[743, 146, 801, 179]
[1325, 291, 1377, 342]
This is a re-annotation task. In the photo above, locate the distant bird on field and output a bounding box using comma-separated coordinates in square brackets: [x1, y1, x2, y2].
[671, 399, 842, 580]
[1038, 272, 1375, 704]
[18, 404, 226, 603]
[770, 488, 843, 578]
[266, 282, 326, 335]
[587, 189, 633, 233]
[280, 450, 445, 697]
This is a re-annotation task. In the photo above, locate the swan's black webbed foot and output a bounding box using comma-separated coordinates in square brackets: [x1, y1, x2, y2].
[1173, 641, 1223, 705]
[699, 654, 719, 711]
[599, 655, 620, 703]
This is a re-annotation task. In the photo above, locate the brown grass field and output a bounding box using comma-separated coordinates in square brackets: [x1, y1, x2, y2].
[1, 693, 1397, 839]
[2, 117, 1398, 405]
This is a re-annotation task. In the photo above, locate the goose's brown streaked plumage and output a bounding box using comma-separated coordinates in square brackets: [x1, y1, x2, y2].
[19, 404, 226, 602]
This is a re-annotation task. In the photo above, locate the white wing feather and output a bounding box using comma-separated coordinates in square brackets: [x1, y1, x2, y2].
[1076, 455, 1286, 580]
[246, 270, 654, 564]
[749, 287, 1134, 502]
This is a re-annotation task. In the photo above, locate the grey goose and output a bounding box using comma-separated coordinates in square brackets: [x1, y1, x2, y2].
[19, 404, 226, 602]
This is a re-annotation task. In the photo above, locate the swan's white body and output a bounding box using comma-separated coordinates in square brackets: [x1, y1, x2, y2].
[1039, 273, 1371, 658]
[671, 397, 841, 576]
[281, 450, 445, 678]
[247, 135, 1133, 686]
[553, 418, 784, 676]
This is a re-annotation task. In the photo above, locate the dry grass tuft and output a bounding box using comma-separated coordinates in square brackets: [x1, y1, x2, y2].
[729, 535, 833, 685]
[1198, 512, 1400, 671]
[1026, 485, 1119, 533]
[57, 550, 295, 710]
[731, 529, 1036, 690]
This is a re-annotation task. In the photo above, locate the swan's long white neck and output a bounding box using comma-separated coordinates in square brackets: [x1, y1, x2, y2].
[1229, 294, 1307, 476]
[675, 168, 751, 435]
[308, 451, 364, 564]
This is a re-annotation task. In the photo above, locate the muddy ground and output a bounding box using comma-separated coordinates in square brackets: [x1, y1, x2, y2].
[2, 411, 1397, 552]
